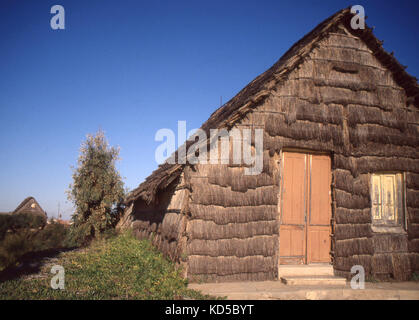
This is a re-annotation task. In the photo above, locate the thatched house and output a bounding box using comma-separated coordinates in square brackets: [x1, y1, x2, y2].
[119, 8, 419, 282]
[1, 197, 47, 218]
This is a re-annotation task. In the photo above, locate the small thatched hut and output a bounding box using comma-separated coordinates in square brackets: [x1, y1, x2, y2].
[12, 197, 47, 218]
[119, 8, 419, 282]
[0, 197, 47, 218]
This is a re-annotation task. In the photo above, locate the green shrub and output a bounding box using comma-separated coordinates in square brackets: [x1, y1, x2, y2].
[67, 130, 125, 244]
[0, 215, 14, 241]
[0, 213, 46, 242]
[32, 222, 69, 251]
[63, 223, 92, 248]
[0, 221, 70, 271]
[0, 230, 33, 270]
[13, 213, 46, 230]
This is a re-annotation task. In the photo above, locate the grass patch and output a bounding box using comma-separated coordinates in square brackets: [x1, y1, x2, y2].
[0, 231, 216, 300]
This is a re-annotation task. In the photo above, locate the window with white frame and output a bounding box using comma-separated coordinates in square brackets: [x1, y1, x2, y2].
[371, 173, 405, 228]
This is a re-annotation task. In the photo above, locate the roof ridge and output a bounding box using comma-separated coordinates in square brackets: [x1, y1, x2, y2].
[13, 196, 36, 214]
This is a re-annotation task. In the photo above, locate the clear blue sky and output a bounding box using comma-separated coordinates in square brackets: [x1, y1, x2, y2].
[1, 0, 418, 219]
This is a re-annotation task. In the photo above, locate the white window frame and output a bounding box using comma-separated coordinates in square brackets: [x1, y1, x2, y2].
[370, 172, 407, 233]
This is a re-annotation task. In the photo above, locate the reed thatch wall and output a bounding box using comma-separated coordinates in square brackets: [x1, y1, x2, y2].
[185, 160, 280, 281]
[120, 8, 419, 282]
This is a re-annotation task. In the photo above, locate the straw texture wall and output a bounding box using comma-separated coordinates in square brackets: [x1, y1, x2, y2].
[120, 9, 419, 282]
[258, 25, 417, 280]
[185, 160, 280, 282]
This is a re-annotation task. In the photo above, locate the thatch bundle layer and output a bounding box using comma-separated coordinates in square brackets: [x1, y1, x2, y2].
[334, 155, 419, 177]
[347, 105, 408, 131]
[187, 255, 276, 276]
[407, 208, 419, 224]
[371, 253, 411, 281]
[349, 125, 418, 148]
[333, 170, 369, 197]
[187, 235, 277, 257]
[373, 234, 409, 253]
[334, 254, 373, 274]
[334, 208, 371, 224]
[312, 43, 382, 68]
[190, 184, 277, 207]
[265, 117, 343, 145]
[408, 223, 419, 239]
[205, 165, 275, 192]
[350, 143, 418, 159]
[406, 173, 419, 190]
[390, 253, 412, 281]
[161, 212, 185, 242]
[407, 190, 419, 208]
[319, 86, 382, 107]
[334, 223, 372, 240]
[410, 253, 419, 272]
[186, 220, 278, 240]
[265, 135, 340, 157]
[313, 59, 394, 88]
[334, 238, 374, 256]
[188, 272, 277, 283]
[188, 204, 277, 224]
[334, 189, 370, 209]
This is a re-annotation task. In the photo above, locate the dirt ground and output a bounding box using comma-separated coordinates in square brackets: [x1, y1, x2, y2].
[188, 281, 419, 300]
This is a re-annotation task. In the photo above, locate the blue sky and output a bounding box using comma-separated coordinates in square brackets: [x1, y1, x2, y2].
[1, 0, 418, 219]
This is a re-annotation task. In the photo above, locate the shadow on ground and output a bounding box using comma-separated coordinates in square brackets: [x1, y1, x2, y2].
[0, 247, 76, 283]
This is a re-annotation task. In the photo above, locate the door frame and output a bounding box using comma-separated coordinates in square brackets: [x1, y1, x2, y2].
[278, 149, 332, 267]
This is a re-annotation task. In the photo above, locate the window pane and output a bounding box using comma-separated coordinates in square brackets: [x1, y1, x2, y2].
[371, 173, 405, 228]
[382, 175, 395, 221]
[371, 175, 382, 220]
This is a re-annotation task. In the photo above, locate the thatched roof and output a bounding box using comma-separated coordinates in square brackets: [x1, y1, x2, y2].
[13, 196, 46, 216]
[126, 7, 419, 205]
[0, 197, 47, 216]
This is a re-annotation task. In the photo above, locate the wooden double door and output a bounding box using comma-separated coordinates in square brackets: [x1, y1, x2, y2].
[279, 152, 332, 264]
